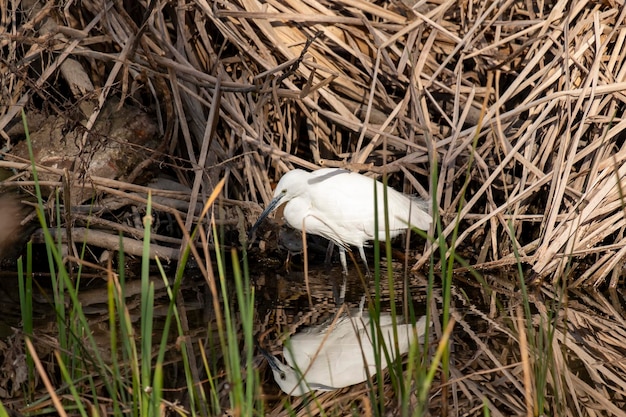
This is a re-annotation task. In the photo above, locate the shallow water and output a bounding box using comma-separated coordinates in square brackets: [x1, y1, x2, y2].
[0, 250, 435, 414]
[251, 261, 431, 336]
[7, 254, 626, 415]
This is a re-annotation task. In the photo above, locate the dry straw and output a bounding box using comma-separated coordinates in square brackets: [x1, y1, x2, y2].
[4, 0, 626, 414]
[4, 0, 626, 286]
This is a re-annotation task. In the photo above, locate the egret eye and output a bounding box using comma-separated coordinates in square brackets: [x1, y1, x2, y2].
[279, 371, 286, 380]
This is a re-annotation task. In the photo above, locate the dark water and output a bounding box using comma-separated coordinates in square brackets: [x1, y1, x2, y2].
[251, 261, 431, 343]
[0, 247, 437, 348]
[8, 254, 626, 415]
[0, 249, 436, 415]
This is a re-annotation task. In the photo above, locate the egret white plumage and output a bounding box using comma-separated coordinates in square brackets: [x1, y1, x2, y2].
[262, 311, 428, 396]
[250, 168, 431, 274]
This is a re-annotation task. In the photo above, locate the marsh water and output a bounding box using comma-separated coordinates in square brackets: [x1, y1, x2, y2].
[0, 249, 439, 404]
[4, 250, 626, 415]
[3, 256, 434, 334]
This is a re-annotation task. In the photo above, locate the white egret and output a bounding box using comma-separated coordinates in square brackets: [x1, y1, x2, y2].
[250, 168, 431, 274]
[262, 311, 428, 396]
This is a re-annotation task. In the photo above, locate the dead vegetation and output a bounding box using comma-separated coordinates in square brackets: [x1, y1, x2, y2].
[3, 0, 626, 284]
[3, 0, 626, 285]
[3, 0, 626, 415]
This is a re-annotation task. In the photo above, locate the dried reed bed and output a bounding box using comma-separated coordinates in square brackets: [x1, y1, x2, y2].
[3, 0, 626, 285]
[426, 285, 626, 416]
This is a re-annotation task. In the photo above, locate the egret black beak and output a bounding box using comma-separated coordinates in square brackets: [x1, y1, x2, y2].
[258, 346, 282, 371]
[248, 195, 283, 242]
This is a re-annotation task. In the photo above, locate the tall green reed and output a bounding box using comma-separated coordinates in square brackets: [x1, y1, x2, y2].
[507, 221, 565, 416]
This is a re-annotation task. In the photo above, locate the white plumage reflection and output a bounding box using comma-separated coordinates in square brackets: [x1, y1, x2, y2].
[250, 168, 431, 274]
[262, 309, 428, 396]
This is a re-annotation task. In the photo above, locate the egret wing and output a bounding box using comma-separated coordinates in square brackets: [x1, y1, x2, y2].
[307, 171, 381, 247]
[305, 332, 370, 388]
[307, 169, 431, 245]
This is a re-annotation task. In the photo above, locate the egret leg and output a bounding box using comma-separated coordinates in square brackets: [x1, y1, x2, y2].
[335, 246, 348, 306]
[334, 277, 346, 306]
[357, 294, 366, 316]
[324, 241, 335, 268]
[338, 246, 349, 275]
[358, 246, 370, 276]
[331, 275, 346, 307]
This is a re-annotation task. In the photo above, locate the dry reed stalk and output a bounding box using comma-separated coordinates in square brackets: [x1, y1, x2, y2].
[396, 283, 626, 416]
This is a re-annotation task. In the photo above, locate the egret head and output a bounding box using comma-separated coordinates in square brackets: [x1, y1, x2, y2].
[248, 170, 309, 241]
[269, 169, 311, 204]
[261, 349, 313, 396]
